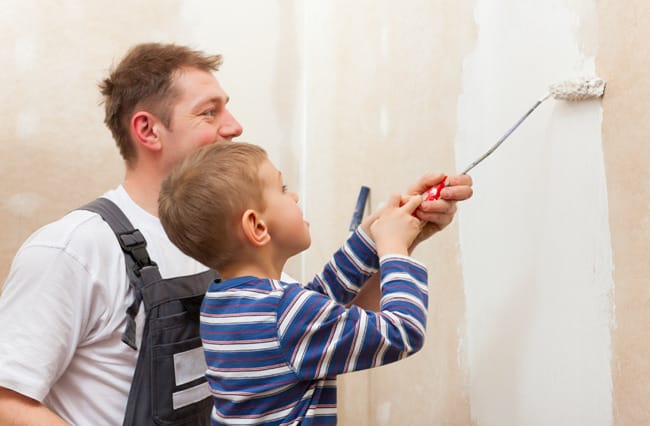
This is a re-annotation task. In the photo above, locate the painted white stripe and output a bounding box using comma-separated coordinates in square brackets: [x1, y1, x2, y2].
[382, 271, 425, 287]
[172, 381, 210, 410]
[381, 292, 427, 311]
[207, 365, 293, 379]
[278, 291, 311, 337]
[173, 346, 207, 386]
[213, 402, 297, 424]
[393, 312, 426, 337]
[293, 302, 335, 372]
[313, 274, 336, 300]
[318, 309, 347, 377]
[203, 340, 279, 352]
[344, 240, 377, 275]
[382, 272, 428, 296]
[382, 311, 413, 353]
[329, 258, 359, 293]
[355, 226, 377, 251]
[348, 309, 368, 370]
[210, 382, 294, 403]
[201, 314, 275, 324]
[374, 316, 390, 366]
[205, 290, 272, 300]
[379, 254, 426, 270]
[305, 406, 338, 416]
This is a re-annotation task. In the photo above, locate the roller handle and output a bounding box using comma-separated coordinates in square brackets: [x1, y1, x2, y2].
[422, 177, 447, 201]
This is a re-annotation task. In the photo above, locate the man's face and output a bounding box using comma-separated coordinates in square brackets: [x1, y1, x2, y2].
[159, 67, 243, 171]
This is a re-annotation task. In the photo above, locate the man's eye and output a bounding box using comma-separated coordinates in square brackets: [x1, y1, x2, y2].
[201, 109, 216, 117]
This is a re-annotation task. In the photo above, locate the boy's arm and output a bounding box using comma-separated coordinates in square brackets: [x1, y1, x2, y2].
[277, 253, 428, 379]
[351, 173, 473, 311]
[302, 228, 380, 306]
[347, 273, 381, 311]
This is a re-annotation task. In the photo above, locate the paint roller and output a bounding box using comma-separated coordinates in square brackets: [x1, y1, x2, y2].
[423, 76, 607, 200]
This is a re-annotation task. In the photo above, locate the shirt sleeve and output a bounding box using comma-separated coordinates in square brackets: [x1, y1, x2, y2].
[276, 254, 428, 380]
[302, 228, 380, 306]
[0, 244, 93, 401]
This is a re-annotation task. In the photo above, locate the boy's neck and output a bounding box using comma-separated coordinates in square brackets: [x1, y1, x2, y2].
[219, 255, 287, 282]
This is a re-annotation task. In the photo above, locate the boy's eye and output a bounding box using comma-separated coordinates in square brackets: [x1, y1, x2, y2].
[282, 185, 288, 193]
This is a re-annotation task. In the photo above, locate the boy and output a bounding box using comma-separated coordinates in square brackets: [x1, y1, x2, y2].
[159, 142, 429, 425]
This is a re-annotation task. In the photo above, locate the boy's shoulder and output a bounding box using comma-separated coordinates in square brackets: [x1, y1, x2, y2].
[207, 276, 288, 295]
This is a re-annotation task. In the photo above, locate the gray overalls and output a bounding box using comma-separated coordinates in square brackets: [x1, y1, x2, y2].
[82, 198, 217, 426]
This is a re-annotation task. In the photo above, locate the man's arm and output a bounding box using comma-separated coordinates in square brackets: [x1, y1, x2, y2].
[0, 387, 68, 426]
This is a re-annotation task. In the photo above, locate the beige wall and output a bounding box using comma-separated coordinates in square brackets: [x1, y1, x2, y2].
[299, 2, 474, 424]
[598, 1, 650, 425]
[1, 1, 649, 425]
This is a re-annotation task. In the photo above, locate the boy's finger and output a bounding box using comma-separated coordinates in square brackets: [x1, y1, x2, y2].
[401, 194, 423, 213]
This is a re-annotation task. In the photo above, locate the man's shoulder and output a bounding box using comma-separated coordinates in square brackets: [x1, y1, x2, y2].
[21, 207, 118, 256]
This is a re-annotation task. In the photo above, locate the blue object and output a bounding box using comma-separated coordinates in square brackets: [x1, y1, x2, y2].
[349, 186, 370, 231]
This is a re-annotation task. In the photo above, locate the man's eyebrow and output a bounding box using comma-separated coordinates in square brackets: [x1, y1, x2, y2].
[192, 95, 229, 110]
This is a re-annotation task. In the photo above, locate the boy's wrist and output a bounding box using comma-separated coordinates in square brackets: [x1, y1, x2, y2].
[376, 245, 409, 258]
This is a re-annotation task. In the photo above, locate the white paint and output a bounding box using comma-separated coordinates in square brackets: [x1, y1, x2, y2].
[380, 27, 390, 58]
[375, 401, 392, 425]
[379, 104, 390, 139]
[14, 36, 36, 70]
[456, 0, 613, 425]
[300, 1, 310, 281]
[15, 110, 40, 139]
[5, 193, 44, 216]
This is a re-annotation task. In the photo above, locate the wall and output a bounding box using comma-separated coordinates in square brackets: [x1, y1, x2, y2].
[598, 1, 650, 424]
[457, 0, 612, 424]
[300, 2, 474, 424]
[1, 1, 649, 425]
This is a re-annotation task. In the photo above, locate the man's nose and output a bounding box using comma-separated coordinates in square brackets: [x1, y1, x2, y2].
[218, 110, 243, 139]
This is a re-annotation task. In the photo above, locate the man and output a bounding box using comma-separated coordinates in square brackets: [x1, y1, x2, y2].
[0, 43, 471, 425]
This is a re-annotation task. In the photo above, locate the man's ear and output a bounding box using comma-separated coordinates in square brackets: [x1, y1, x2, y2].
[241, 209, 271, 247]
[131, 111, 162, 152]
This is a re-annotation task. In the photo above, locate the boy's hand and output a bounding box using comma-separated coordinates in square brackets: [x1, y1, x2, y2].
[368, 194, 423, 257]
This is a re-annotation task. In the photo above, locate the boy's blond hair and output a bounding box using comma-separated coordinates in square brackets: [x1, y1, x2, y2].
[159, 142, 268, 270]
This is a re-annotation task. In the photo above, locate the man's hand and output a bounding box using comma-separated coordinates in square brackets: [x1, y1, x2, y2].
[408, 173, 473, 250]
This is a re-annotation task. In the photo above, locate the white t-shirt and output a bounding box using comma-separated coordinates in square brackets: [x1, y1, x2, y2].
[0, 186, 209, 425]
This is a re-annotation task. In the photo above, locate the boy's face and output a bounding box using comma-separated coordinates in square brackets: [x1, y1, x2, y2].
[258, 159, 311, 257]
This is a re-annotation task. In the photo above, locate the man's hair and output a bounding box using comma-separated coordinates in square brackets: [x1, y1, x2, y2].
[99, 43, 223, 166]
[159, 142, 268, 270]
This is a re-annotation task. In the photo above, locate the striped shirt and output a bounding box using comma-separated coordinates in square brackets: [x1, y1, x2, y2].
[200, 229, 428, 425]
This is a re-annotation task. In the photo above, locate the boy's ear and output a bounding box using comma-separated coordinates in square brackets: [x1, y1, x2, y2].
[241, 209, 271, 247]
[131, 111, 162, 152]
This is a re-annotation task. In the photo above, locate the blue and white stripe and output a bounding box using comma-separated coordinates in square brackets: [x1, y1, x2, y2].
[200, 229, 428, 425]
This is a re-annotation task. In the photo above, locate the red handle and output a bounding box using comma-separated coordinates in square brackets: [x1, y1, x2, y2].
[423, 177, 447, 201]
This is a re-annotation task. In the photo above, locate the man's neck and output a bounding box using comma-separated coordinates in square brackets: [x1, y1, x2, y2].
[123, 167, 164, 217]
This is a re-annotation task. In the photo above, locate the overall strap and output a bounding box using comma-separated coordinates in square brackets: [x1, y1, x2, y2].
[79, 197, 161, 350]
